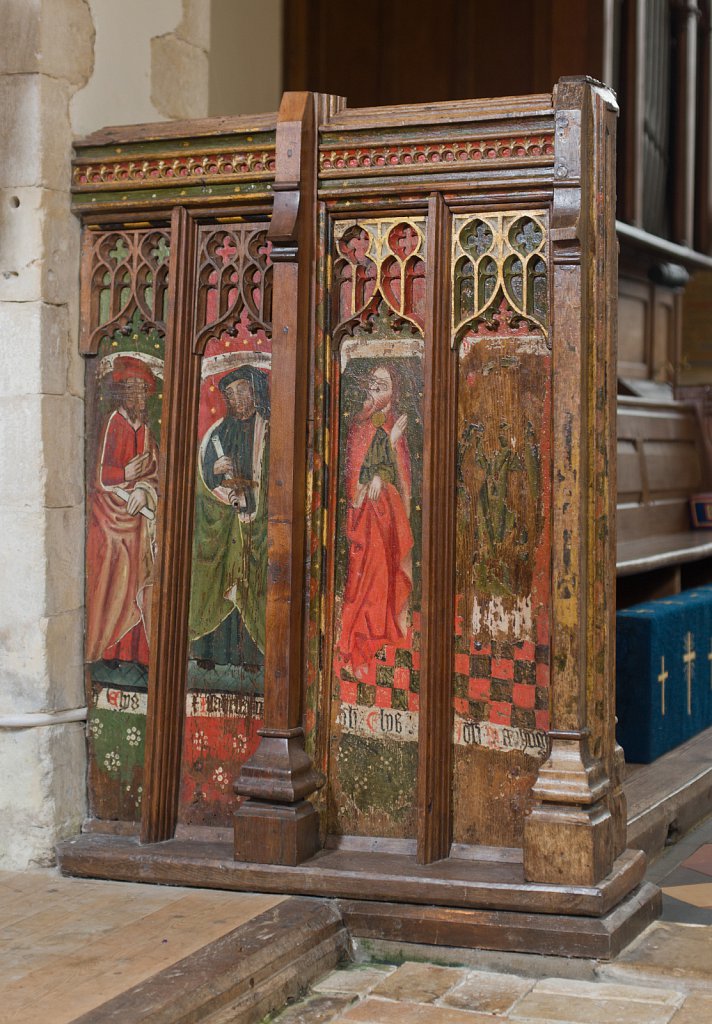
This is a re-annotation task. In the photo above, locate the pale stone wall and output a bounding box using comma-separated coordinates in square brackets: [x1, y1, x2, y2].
[0, 0, 282, 870]
[0, 0, 211, 869]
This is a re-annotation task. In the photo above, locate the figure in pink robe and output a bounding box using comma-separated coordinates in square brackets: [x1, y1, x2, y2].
[86, 356, 159, 667]
[339, 365, 414, 676]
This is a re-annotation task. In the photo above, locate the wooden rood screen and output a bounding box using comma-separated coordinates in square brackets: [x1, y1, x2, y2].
[72, 81, 649, 937]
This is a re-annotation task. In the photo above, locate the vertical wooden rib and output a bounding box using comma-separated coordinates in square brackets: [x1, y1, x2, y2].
[672, 0, 701, 247]
[417, 192, 456, 865]
[696, 1, 712, 253]
[263, 92, 316, 732]
[142, 206, 200, 844]
[619, 0, 646, 226]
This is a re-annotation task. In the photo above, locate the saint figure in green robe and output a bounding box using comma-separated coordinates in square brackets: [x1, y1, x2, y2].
[188, 366, 269, 673]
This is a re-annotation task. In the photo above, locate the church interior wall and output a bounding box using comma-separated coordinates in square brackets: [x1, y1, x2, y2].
[0, 0, 245, 870]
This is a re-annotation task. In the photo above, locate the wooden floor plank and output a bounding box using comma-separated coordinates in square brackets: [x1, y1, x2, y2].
[0, 874, 283, 1024]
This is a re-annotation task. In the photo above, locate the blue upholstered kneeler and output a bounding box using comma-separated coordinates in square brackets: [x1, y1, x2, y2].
[616, 586, 712, 763]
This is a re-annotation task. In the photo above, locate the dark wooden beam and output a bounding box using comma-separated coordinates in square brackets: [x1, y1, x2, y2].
[234, 92, 325, 866]
[142, 206, 201, 843]
[417, 192, 456, 864]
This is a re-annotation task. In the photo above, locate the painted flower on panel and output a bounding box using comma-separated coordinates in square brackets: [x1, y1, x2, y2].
[104, 750, 121, 772]
[126, 726, 141, 747]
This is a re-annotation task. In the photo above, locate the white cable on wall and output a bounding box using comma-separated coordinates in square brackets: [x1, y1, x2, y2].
[0, 708, 88, 730]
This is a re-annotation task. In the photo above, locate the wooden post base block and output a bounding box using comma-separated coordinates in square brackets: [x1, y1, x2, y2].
[523, 802, 614, 886]
[234, 799, 321, 866]
[235, 729, 324, 804]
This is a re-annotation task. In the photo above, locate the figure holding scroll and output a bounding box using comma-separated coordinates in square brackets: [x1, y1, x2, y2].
[189, 366, 270, 672]
[86, 356, 159, 667]
[339, 365, 414, 676]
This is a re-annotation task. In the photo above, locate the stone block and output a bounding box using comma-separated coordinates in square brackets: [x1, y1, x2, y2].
[0, 300, 72, 397]
[0, 187, 77, 306]
[44, 504, 84, 616]
[601, 920, 712, 986]
[509, 976, 684, 1024]
[40, 189, 81, 306]
[669, 994, 712, 1023]
[0, 721, 85, 870]
[38, 0, 95, 87]
[0, 510, 47, 625]
[0, 608, 83, 716]
[42, 393, 84, 508]
[177, 0, 210, 51]
[0, 74, 73, 191]
[0, 394, 46, 508]
[47, 720, 87, 842]
[339, 998, 493, 1023]
[441, 970, 535, 1014]
[0, 618, 50, 715]
[45, 607, 85, 711]
[313, 965, 397, 998]
[0, 0, 41, 74]
[370, 962, 467, 1004]
[66, 310, 86, 399]
[151, 32, 209, 120]
[0, 187, 44, 303]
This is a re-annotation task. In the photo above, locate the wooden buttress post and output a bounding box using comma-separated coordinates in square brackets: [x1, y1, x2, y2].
[523, 76, 622, 886]
[233, 92, 325, 865]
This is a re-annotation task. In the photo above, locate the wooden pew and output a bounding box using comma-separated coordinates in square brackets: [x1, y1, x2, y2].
[616, 394, 712, 607]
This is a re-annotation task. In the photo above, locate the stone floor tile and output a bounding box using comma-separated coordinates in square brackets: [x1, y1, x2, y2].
[273, 993, 357, 1023]
[509, 976, 684, 1024]
[313, 965, 397, 996]
[336, 997, 499, 1022]
[601, 922, 712, 986]
[439, 969, 535, 1014]
[668, 992, 712, 1022]
[369, 961, 467, 1003]
[531, 978, 685, 1003]
[661, 883, 712, 908]
[681, 844, 712, 878]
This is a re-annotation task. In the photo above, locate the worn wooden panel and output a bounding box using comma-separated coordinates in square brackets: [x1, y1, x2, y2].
[179, 222, 273, 827]
[82, 227, 170, 822]
[618, 282, 648, 377]
[617, 439, 643, 502]
[450, 210, 551, 847]
[327, 216, 426, 838]
[645, 439, 702, 496]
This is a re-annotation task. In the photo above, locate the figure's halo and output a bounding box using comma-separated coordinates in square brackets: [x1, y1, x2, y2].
[201, 351, 271, 380]
[98, 351, 164, 380]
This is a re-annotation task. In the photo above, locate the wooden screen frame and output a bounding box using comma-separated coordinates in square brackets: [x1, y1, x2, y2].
[74, 79, 623, 890]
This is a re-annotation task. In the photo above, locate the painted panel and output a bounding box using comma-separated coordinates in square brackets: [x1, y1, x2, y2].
[179, 224, 272, 827]
[451, 212, 551, 847]
[328, 218, 426, 838]
[84, 229, 170, 821]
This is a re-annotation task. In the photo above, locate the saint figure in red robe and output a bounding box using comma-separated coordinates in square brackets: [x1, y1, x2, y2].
[86, 356, 159, 666]
[339, 365, 414, 676]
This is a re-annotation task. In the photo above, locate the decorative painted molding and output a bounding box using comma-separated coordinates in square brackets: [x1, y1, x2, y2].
[72, 149, 276, 191]
[320, 134, 555, 174]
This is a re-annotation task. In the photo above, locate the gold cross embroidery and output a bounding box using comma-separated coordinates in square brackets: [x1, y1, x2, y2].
[683, 632, 696, 716]
[658, 656, 668, 716]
